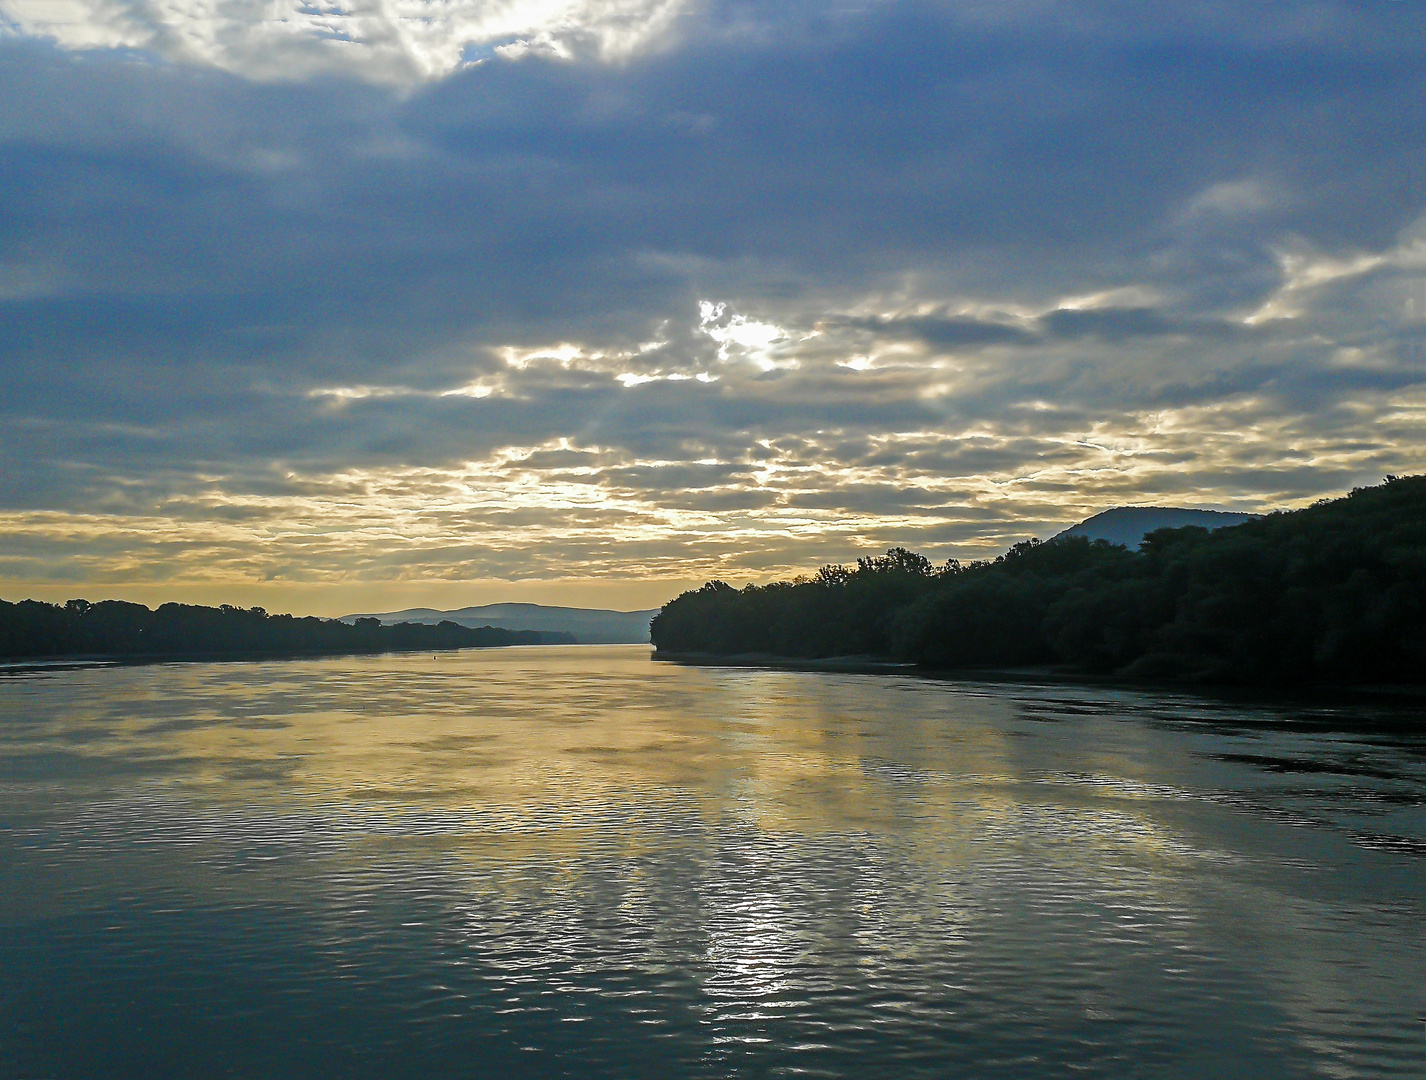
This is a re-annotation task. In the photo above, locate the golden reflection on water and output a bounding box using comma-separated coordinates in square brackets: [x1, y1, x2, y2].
[2, 645, 1258, 918]
[2, 645, 1422, 1078]
[14, 647, 1196, 862]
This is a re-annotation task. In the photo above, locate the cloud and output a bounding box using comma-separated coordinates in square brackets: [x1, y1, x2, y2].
[0, 2, 1424, 609]
[0, 0, 688, 83]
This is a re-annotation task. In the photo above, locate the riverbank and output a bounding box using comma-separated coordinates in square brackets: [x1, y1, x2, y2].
[651, 650, 916, 675]
[650, 477, 1426, 688]
[0, 641, 552, 674]
[652, 649, 1426, 712]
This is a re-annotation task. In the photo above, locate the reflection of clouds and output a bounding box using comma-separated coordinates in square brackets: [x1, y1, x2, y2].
[3, 652, 1422, 1073]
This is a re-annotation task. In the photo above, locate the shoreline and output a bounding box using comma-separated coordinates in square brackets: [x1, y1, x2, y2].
[0, 641, 547, 674]
[650, 650, 916, 675]
[651, 650, 1426, 709]
[5, 646, 1422, 712]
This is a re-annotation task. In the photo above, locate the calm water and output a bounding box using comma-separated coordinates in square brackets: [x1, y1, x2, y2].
[1, 645, 1422, 1079]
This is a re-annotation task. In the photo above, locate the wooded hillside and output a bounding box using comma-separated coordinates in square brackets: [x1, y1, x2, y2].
[651, 476, 1426, 684]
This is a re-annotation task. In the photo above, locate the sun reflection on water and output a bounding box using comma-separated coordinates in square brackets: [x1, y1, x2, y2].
[0, 646, 1422, 1078]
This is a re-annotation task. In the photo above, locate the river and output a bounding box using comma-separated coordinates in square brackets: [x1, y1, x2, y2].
[1, 644, 1422, 1078]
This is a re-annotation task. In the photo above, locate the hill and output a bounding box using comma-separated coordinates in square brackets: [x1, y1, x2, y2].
[340, 602, 659, 644]
[1056, 507, 1257, 548]
[651, 476, 1426, 685]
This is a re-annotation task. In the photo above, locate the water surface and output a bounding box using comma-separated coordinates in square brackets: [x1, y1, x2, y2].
[1, 645, 1422, 1078]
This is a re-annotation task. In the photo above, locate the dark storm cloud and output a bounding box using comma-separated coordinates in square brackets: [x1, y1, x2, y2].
[5, 4, 1422, 339]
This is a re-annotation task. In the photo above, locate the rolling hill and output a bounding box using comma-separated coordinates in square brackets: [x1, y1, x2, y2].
[340, 602, 660, 644]
[1054, 506, 1257, 548]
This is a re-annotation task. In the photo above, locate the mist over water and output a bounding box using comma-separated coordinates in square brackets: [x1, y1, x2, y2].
[1, 645, 1422, 1078]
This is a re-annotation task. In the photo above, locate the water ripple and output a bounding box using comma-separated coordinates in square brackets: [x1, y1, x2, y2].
[0, 646, 1421, 1079]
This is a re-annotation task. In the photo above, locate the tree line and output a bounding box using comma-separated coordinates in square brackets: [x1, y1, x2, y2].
[650, 475, 1426, 685]
[0, 599, 570, 660]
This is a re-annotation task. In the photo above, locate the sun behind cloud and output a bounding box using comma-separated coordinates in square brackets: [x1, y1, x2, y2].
[0, 1, 1423, 612]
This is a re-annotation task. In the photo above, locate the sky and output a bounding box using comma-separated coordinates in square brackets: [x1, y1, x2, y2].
[1, 0, 1424, 615]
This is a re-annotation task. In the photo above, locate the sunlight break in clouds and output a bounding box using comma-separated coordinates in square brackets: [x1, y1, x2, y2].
[699, 301, 805, 372]
[0, 0, 685, 81]
[1, 1, 1425, 612]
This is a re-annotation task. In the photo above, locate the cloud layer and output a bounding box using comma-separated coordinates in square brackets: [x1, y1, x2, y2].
[2, 0, 687, 82]
[2, 1, 1425, 610]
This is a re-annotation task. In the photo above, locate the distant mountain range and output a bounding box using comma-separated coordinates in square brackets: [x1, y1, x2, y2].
[1054, 506, 1258, 549]
[339, 602, 660, 644]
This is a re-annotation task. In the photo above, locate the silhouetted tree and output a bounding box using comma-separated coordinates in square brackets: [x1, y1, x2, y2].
[0, 600, 568, 661]
[650, 475, 1426, 685]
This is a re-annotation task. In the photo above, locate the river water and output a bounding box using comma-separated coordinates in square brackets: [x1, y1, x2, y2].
[1, 644, 1422, 1078]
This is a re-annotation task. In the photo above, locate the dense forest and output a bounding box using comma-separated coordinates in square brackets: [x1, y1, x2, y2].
[651, 475, 1426, 685]
[0, 599, 569, 661]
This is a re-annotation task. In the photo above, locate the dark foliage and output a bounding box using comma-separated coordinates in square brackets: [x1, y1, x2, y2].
[0, 600, 567, 660]
[650, 476, 1426, 685]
